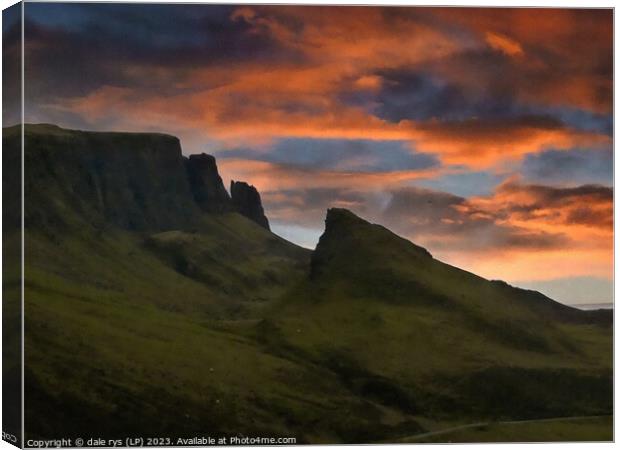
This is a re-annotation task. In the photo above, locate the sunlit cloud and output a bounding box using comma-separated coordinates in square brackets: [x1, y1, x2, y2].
[484, 31, 524, 57]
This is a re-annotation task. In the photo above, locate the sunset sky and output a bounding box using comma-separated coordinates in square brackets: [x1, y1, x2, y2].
[4, 4, 613, 305]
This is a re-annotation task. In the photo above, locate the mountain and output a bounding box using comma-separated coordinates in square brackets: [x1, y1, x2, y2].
[6, 124, 612, 443]
[272, 208, 612, 428]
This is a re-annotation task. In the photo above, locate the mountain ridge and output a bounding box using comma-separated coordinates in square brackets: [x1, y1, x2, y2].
[311, 208, 611, 326]
[9, 123, 610, 321]
[6, 124, 271, 234]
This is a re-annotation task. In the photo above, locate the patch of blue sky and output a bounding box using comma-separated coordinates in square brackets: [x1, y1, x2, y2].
[417, 170, 505, 198]
[216, 138, 440, 173]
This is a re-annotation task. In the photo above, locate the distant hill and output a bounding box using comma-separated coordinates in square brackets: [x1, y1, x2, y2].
[6, 124, 612, 443]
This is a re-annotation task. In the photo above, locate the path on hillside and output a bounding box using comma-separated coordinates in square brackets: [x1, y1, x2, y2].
[397, 415, 612, 442]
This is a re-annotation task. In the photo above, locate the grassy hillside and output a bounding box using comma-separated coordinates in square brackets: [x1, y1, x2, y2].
[24, 218, 417, 443]
[264, 209, 612, 422]
[11, 125, 613, 443]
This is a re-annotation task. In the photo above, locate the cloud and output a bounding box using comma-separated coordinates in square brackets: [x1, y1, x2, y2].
[217, 138, 440, 173]
[216, 158, 444, 194]
[3, 6, 22, 126]
[431, 8, 612, 113]
[465, 179, 613, 232]
[370, 179, 612, 281]
[372, 70, 481, 122]
[263, 187, 378, 229]
[410, 116, 609, 167]
[47, 82, 610, 170]
[381, 186, 569, 252]
[521, 147, 612, 186]
[23, 4, 611, 171]
[484, 31, 523, 56]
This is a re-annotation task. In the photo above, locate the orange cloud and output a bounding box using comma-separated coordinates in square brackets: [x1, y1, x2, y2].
[432, 8, 612, 113]
[410, 118, 610, 167]
[55, 82, 610, 170]
[217, 158, 444, 193]
[376, 179, 612, 282]
[485, 31, 524, 56]
[463, 178, 613, 232]
[449, 179, 612, 280]
[44, 6, 611, 171]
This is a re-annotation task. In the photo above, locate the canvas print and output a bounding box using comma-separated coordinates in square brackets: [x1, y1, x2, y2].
[2, 2, 613, 446]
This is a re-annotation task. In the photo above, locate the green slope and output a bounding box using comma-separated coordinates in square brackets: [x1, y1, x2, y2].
[10, 125, 612, 443]
[23, 218, 419, 443]
[261, 209, 612, 423]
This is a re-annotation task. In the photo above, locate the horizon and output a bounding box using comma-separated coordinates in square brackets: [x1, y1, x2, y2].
[4, 4, 613, 306]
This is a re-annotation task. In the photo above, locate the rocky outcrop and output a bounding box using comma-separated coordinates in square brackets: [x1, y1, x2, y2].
[22, 125, 201, 231]
[186, 153, 232, 213]
[310, 208, 431, 279]
[18, 124, 273, 232]
[230, 181, 270, 230]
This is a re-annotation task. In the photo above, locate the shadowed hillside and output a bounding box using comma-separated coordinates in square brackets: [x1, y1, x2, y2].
[9, 124, 612, 444]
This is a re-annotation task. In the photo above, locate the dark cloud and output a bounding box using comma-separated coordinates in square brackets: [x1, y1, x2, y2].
[554, 109, 612, 136]
[378, 181, 613, 253]
[565, 206, 613, 229]
[371, 66, 612, 138]
[217, 138, 439, 173]
[26, 3, 297, 66]
[22, 4, 303, 106]
[3, 5, 22, 126]
[373, 67, 518, 123]
[522, 147, 612, 186]
[500, 181, 612, 209]
[429, 9, 613, 114]
[383, 186, 466, 225]
[381, 186, 568, 251]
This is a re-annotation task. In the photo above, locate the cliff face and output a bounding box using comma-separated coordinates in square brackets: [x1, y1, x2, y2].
[186, 153, 232, 213]
[230, 181, 270, 230]
[23, 125, 200, 231]
[18, 124, 270, 233]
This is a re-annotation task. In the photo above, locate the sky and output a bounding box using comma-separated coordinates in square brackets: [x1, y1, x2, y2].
[4, 3, 613, 305]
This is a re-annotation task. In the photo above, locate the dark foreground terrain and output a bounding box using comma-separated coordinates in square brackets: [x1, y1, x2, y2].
[3, 124, 613, 444]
